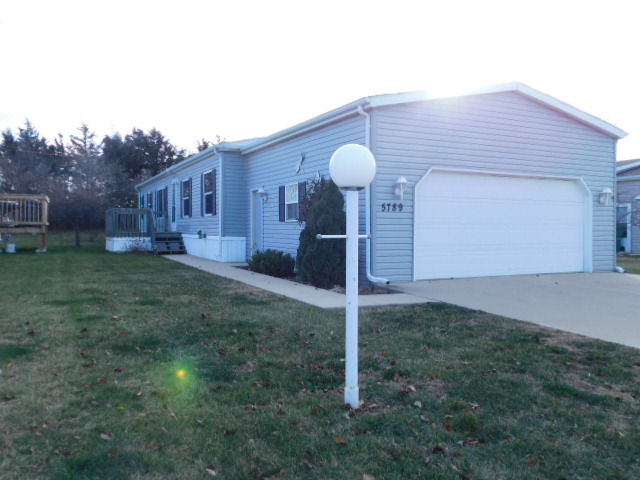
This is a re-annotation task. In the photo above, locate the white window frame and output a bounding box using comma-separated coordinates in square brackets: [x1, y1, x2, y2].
[202, 170, 215, 216]
[285, 183, 299, 222]
[181, 179, 191, 217]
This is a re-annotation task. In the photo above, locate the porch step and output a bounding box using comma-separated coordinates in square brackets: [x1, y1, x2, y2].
[153, 232, 186, 254]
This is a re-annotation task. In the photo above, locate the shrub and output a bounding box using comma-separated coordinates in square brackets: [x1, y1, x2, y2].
[248, 249, 295, 278]
[296, 179, 346, 288]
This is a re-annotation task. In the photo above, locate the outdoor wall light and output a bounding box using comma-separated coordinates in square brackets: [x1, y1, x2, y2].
[257, 187, 268, 203]
[599, 188, 613, 206]
[394, 176, 409, 200]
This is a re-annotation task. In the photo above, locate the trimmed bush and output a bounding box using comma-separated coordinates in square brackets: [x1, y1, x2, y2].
[248, 249, 295, 278]
[296, 179, 346, 288]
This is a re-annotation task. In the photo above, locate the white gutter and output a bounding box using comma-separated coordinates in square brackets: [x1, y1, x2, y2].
[357, 105, 390, 285]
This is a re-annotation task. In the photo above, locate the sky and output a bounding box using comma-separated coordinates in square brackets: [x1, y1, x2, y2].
[1, 0, 638, 159]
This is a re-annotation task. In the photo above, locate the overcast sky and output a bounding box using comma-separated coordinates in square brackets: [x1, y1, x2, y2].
[1, 0, 638, 159]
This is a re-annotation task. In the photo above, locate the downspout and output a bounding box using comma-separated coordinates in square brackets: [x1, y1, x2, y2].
[214, 147, 224, 258]
[357, 105, 390, 284]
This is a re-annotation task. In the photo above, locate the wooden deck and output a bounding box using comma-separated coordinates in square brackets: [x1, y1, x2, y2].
[0, 194, 50, 251]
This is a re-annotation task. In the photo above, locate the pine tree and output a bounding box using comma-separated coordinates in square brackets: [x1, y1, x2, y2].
[296, 180, 346, 288]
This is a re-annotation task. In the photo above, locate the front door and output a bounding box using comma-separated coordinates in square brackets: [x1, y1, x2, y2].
[252, 190, 264, 254]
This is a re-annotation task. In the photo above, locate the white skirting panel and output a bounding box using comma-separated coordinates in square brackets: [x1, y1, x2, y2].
[106, 237, 153, 252]
[182, 235, 247, 262]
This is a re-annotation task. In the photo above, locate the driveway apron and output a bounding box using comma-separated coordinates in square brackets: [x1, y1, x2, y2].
[393, 273, 640, 349]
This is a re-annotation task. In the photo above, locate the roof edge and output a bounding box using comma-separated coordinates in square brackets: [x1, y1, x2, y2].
[472, 82, 627, 139]
[241, 98, 370, 155]
[135, 140, 253, 191]
[617, 160, 640, 173]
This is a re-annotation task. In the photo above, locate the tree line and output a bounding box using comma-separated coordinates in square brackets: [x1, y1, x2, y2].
[0, 121, 216, 231]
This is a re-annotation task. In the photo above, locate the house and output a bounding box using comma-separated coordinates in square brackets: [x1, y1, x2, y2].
[616, 159, 640, 253]
[133, 83, 626, 283]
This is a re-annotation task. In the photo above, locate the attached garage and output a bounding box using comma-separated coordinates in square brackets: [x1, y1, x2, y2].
[414, 169, 591, 280]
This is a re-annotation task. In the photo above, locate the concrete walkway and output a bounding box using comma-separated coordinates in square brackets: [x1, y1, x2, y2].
[164, 255, 424, 309]
[165, 255, 640, 349]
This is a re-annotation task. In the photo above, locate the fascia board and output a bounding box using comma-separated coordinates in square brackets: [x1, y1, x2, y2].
[357, 84, 626, 140]
[240, 99, 369, 155]
[134, 139, 255, 191]
[135, 148, 220, 190]
[617, 175, 640, 182]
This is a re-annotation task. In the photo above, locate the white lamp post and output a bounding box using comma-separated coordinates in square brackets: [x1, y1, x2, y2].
[318, 144, 376, 408]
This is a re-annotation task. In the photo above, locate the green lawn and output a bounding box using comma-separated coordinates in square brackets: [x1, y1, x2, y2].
[1, 233, 639, 479]
[617, 254, 640, 275]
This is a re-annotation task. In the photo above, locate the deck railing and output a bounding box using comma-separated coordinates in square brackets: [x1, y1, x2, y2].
[105, 208, 157, 239]
[0, 194, 49, 228]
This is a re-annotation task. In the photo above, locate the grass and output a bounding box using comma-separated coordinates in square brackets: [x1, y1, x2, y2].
[1, 232, 639, 479]
[617, 254, 640, 275]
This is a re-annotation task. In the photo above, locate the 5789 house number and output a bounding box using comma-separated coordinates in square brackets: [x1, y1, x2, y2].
[381, 203, 403, 212]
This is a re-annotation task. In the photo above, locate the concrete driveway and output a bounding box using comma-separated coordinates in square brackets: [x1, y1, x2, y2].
[393, 273, 640, 349]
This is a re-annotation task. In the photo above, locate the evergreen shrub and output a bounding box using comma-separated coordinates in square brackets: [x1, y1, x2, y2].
[248, 249, 295, 278]
[296, 179, 346, 288]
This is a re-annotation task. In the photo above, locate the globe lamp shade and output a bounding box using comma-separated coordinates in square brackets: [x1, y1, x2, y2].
[329, 144, 376, 189]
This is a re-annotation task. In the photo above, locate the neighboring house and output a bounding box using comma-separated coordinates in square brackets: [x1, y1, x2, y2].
[616, 159, 640, 253]
[135, 82, 626, 283]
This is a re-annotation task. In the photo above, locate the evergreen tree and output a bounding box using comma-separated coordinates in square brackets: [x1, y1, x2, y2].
[296, 179, 346, 288]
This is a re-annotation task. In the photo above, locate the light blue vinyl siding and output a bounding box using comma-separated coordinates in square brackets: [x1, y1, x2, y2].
[175, 152, 220, 236]
[222, 152, 247, 237]
[244, 115, 366, 260]
[371, 92, 617, 281]
[138, 150, 222, 236]
[133, 87, 619, 281]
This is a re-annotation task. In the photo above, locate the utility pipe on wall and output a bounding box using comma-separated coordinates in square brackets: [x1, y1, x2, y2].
[357, 105, 390, 285]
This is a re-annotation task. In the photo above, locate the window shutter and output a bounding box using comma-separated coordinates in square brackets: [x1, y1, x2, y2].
[298, 181, 306, 221]
[164, 187, 168, 214]
[200, 174, 204, 217]
[189, 178, 193, 218]
[279, 186, 285, 222]
[213, 169, 217, 216]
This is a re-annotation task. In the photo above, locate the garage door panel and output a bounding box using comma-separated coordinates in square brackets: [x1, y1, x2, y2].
[415, 172, 586, 280]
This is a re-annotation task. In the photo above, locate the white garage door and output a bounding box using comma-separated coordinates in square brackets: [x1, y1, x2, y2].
[414, 171, 587, 280]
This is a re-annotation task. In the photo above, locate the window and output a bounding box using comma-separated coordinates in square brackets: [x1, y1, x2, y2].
[279, 182, 305, 222]
[146, 192, 153, 209]
[182, 179, 192, 217]
[202, 170, 216, 216]
[156, 188, 166, 213]
[285, 183, 298, 221]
